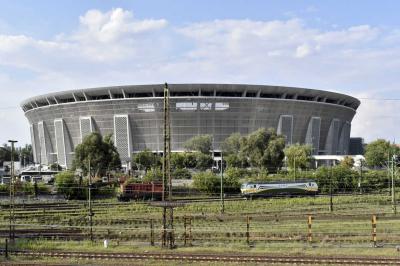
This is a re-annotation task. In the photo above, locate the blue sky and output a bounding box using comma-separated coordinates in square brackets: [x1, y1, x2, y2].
[0, 0, 400, 145]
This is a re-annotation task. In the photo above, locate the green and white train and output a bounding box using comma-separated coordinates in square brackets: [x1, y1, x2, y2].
[240, 180, 318, 198]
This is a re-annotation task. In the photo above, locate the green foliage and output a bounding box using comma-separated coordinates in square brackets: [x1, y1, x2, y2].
[223, 167, 243, 193]
[195, 152, 214, 170]
[362, 170, 389, 192]
[183, 152, 197, 168]
[284, 143, 312, 170]
[248, 168, 269, 182]
[221, 133, 242, 155]
[364, 139, 400, 168]
[18, 144, 34, 165]
[240, 128, 286, 172]
[184, 134, 212, 154]
[340, 156, 355, 169]
[50, 163, 62, 171]
[171, 152, 186, 169]
[73, 133, 121, 177]
[133, 149, 160, 172]
[225, 154, 248, 168]
[193, 171, 220, 194]
[55, 171, 85, 200]
[173, 168, 192, 179]
[314, 166, 358, 193]
[142, 168, 163, 182]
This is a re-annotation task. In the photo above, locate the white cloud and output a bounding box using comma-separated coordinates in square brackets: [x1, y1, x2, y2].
[1, 8, 400, 144]
[295, 44, 312, 58]
[77, 8, 167, 43]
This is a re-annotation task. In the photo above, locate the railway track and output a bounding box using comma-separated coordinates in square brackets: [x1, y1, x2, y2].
[1, 250, 399, 265]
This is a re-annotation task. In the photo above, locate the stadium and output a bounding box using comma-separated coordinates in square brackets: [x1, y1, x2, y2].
[21, 84, 360, 169]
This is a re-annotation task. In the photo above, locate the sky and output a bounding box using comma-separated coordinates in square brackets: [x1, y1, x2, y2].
[1, 0, 400, 146]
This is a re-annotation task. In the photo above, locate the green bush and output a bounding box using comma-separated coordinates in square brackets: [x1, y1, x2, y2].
[362, 170, 389, 192]
[183, 153, 197, 168]
[195, 152, 213, 170]
[142, 168, 162, 182]
[55, 171, 86, 200]
[222, 168, 242, 193]
[173, 168, 192, 179]
[193, 171, 220, 194]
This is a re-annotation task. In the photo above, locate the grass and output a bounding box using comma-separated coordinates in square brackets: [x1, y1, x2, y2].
[1, 193, 400, 261]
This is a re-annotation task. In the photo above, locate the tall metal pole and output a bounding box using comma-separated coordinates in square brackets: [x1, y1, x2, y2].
[392, 154, 396, 214]
[293, 156, 296, 181]
[88, 158, 93, 241]
[329, 161, 333, 212]
[220, 151, 224, 214]
[162, 82, 174, 248]
[8, 140, 17, 242]
[358, 159, 363, 194]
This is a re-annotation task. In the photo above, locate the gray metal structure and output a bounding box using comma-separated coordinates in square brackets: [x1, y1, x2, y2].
[21, 84, 360, 168]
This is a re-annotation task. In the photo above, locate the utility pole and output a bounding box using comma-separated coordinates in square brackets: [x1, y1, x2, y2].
[8, 140, 17, 242]
[358, 159, 363, 194]
[162, 82, 174, 248]
[329, 161, 333, 212]
[88, 158, 93, 241]
[388, 153, 391, 196]
[392, 154, 396, 214]
[293, 156, 296, 181]
[220, 151, 224, 214]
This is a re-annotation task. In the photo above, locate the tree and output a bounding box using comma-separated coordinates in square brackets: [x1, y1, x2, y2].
[18, 144, 33, 165]
[284, 144, 312, 170]
[171, 153, 186, 169]
[340, 156, 354, 169]
[50, 163, 62, 171]
[184, 135, 212, 154]
[241, 128, 286, 171]
[221, 133, 242, 155]
[73, 132, 121, 177]
[364, 139, 399, 168]
[133, 149, 160, 172]
[263, 135, 286, 171]
[195, 152, 214, 170]
[183, 152, 197, 168]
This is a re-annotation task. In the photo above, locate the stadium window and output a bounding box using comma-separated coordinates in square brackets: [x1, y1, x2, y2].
[297, 95, 314, 101]
[215, 102, 229, 111]
[200, 102, 213, 110]
[127, 92, 153, 98]
[170, 91, 198, 97]
[57, 98, 75, 103]
[246, 92, 257, 97]
[176, 102, 197, 111]
[216, 91, 242, 97]
[113, 93, 124, 99]
[200, 91, 214, 96]
[137, 103, 155, 112]
[91, 95, 110, 100]
[326, 98, 337, 104]
[260, 93, 282, 99]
